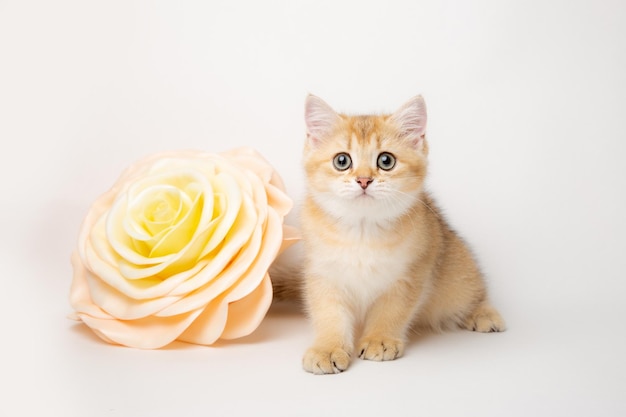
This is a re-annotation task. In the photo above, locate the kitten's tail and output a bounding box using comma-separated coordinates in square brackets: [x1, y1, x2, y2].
[268, 241, 304, 303]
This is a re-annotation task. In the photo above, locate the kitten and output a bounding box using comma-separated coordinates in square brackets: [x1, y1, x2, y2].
[297, 94, 505, 375]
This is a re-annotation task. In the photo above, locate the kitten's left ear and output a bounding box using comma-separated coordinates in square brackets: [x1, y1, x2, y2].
[305, 94, 341, 146]
[391, 95, 427, 148]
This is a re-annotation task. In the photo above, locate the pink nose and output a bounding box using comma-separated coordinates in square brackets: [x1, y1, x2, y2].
[356, 177, 373, 189]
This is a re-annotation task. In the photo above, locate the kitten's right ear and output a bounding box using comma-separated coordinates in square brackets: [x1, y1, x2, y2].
[391, 95, 427, 148]
[305, 94, 341, 145]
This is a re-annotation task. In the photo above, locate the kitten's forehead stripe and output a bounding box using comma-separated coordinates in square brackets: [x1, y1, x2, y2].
[345, 116, 385, 148]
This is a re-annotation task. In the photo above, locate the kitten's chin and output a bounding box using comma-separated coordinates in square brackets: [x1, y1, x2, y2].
[312, 192, 416, 223]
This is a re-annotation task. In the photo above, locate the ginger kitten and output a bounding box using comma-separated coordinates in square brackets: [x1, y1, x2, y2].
[299, 94, 505, 375]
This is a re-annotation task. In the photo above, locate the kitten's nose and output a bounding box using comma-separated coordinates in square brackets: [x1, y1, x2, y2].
[356, 176, 373, 189]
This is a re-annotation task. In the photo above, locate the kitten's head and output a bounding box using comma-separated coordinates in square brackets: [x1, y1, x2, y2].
[303, 94, 429, 222]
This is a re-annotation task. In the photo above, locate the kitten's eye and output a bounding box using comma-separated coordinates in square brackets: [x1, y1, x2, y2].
[332, 153, 352, 171]
[377, 152, 396, 171]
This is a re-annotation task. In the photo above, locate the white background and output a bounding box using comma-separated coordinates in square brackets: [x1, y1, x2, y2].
[1, 0, 625, 416]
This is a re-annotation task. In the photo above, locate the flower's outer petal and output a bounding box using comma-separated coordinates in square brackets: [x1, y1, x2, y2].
[221, 273, 272, 340]
[77, 195, 118, 266]
[76, 308, 203, 349]
[176, 295, 229, 345]
[224, 208, 282, 302]
[265, 183, 293, 218]
[84, 239, 162, 297]
[86, 269, 181, 320]
[73, 248, 205, 348]
[85, 327, 117, 345]
[69, 251, 115, 320]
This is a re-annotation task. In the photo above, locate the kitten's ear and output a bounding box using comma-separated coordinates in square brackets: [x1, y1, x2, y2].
[391, 95, 427, 148]
[305, 94, 341, 145]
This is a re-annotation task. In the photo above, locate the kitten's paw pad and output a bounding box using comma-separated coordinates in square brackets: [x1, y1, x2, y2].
[358, 338, 404, 361]
[302, 346, 351, 375]
[465, 304, 506, 333]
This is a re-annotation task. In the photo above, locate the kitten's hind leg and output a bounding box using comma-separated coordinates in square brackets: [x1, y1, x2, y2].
[463, 301, 506, 333]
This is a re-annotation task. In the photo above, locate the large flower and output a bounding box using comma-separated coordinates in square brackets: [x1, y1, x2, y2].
[69, 148, 297, 348]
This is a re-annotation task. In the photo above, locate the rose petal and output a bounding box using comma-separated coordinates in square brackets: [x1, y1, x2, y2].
[69, 251, 114, 319]
[176, 295, 229, 345]
[155, 214, 263, 317]
[164, 192, 258, 297]
[197, 171, 244, 259]
[221, 273, 272, 340]
[266, 182, 294, 218]
[76, 308, 203, 349]
[86, 269, 180, 320]
[224, 209, 282, 302]
[124, 184, 193, 241]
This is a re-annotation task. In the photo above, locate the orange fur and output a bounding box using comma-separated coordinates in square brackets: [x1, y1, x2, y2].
[296, 94, 505, 375]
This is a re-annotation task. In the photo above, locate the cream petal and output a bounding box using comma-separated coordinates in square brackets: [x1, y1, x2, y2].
[155, 215, 263, 316]
[125, 172, 206, 243]
[110, 252, 212, 301]
[220, 273, 272, 340]
[77, 200, 114, 264]
[85, 240, 161, 294]
[197, 172, 243, 258]
[117, 260, 171, 280]
[176, 295, 228, 345]
[124, 185, 193, 241]
[225, 149, 293, 221]
[85, 269, 181, 320]
[86, 326, 118, 345]
[76, 308, 203, 349]
[157, 206, 282, 317]
[224, 209, 283, 302]
[69, 251, 114, 319]
[84, 237, 210, 300]
[165, 192, 257, 297]
[104, 196, 177, 266]
[245, 171, 269, 214]
[147, 190, 202, 258]
[266, 182, 294, 218]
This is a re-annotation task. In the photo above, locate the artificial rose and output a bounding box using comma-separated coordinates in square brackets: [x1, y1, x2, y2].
[69, 147, 297, 349]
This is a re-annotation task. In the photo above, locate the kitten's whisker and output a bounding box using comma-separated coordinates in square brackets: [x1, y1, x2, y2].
[389, 188, 440, 219]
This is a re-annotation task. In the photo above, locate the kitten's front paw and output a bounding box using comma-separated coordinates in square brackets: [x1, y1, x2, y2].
[358, 337, 404, 361]
[302, 346, 351, 375]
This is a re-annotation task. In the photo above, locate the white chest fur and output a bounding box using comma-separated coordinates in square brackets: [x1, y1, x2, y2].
[306, 222, 413, 309]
